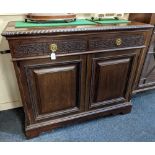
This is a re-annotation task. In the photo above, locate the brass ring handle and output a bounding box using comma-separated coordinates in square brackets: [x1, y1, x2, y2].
[49, 43, 58, 52]
[115, 38, 122, 46]
[49, 43, 57, 60]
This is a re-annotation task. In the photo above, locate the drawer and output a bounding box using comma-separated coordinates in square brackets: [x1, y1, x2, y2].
[11, 37, 88, 58]
[89, 33, 145, 51]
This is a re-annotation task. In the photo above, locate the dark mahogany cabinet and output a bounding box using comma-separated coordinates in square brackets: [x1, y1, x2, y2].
[2, 22, 153, 138]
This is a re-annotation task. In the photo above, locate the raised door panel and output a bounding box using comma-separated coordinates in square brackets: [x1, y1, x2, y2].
[92, 59, 130, 102]
[19, 55, 86, 123]
[34, 65, 78, 114]
[86, 50, 139, 110]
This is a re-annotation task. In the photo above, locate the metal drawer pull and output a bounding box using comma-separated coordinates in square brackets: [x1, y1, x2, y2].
[49, 43, 57, 60]
[50, 43, 58, 52]
[115, 38, 122, 46]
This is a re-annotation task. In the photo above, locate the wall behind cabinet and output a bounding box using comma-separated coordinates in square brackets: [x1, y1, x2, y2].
[0, 15, 25, 111]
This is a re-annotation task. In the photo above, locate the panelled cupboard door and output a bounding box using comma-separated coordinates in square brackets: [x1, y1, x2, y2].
[86, 49, 140, 110]
[18, 55, 86, 123]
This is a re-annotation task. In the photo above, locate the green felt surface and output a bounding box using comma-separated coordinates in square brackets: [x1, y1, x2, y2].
[15, 19, 96, 28]
[15, 19, 130, 28]
[94, 19, 130, 24]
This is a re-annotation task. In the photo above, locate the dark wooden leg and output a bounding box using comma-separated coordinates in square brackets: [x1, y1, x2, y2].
[25, 130, 40, 139]
[120, 105, 132, 115]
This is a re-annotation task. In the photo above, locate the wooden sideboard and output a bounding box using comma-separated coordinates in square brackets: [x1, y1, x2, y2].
[129, 13, 155, 93]
[2, 21, 153, 138]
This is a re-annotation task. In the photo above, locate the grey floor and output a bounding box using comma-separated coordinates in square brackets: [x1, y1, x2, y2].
[0, 89, 155, 141]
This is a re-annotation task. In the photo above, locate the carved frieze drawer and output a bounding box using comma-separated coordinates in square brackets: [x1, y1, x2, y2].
[89, 33, 145, 51]
[11, 38, 87, 58]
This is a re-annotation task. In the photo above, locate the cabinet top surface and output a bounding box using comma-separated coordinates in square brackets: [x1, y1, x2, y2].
[2, 21, 153, 37]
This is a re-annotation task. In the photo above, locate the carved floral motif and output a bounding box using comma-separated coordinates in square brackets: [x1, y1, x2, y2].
[14, 39, 87, 57]
[89, 35, 144, 50]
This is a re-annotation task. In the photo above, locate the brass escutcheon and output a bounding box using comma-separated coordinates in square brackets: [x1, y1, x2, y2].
[115, 38, 122, 46]
[49, 43, 58, 52]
